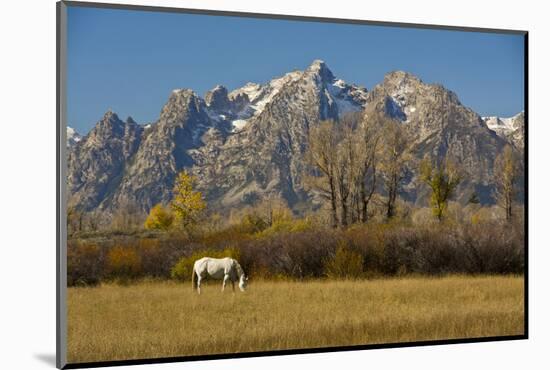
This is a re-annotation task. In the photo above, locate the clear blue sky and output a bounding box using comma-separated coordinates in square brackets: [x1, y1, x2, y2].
[67, 5, 525, 134]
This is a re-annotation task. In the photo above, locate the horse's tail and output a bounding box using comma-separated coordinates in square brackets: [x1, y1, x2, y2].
[191, 267, 197, 291]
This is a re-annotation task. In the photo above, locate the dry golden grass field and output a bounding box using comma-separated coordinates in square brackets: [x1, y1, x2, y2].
[67, 276, 524, 364]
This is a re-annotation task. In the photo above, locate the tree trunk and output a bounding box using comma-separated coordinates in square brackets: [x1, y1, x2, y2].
[506, 192, 513, 221]
[329, 176, 338, 228]
[360, 182, 368, 223]
[341, 201, 348, 227]
[386, 173, 397, 219]
[436, 206, 443, 222]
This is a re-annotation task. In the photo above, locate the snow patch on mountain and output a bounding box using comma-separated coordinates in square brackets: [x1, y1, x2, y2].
[225, 71, 304, 131]
[326, 79, 367, 116]
[219, 61, 368, 132]
[232, 119, 248, 131]
[67, 126, 82, 147]
[384, 97, 407, 121]
[229, 83, 262, 102]
[482, 112, 524, 149]
[483, 115, 516, 132]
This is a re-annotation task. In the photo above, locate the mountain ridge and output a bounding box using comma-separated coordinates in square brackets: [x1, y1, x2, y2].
[67, 60, 524, 218]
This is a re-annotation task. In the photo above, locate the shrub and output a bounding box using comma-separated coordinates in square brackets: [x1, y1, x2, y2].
[470, 206, 502, 225]
[170, 247, 240, 281]
[144, 204, 173, 230]
[411, 207, 437, 226]
[344, 225, 385, 273]
[138, 239, 166, 277]
[284, 231, 337, 278]
[461, 223, 524, 274]
[200, 226, 252, 249]
[238, 230, 337, 279]
[67, 216, 524, 284]
[105, 245, 142, 280]
[240, 213, 269, 234]
[67, 243, 103, 286]
[374, 223, 524, 275]
[256, 218, 314, 238]
[325, 240, 364, 279]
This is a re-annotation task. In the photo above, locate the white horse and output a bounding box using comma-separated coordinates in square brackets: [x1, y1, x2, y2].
[191, 257, 248, 294]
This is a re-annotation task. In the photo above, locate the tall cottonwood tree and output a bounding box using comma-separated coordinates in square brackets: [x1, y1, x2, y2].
[493, 145, 519, 222]
[308, 113, 386, 227]
[67, 205, 84, 235]
[380, 121, 409, 220]
[308, 114, 408, 227]
[111, 200, 143, 231]
[334, 115, 359, 227]
[306, 120, 340, 228]
[355, 113, 383, 223]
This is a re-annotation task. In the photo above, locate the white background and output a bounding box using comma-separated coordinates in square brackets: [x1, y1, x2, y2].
[0, 0, 548, 369]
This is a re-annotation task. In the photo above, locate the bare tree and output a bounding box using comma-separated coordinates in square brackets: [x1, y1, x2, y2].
[355, 113, 383, 223]
[305, 120, 340, 228]
[380, 121, 409, 220]
[334, 115, 358, 227]
[257, 193, 292, 227]
[67, 205, 84, 236]
[112, 200, 145, 231]
[493, 145, 519, 222]
[87, 211, 101, 232]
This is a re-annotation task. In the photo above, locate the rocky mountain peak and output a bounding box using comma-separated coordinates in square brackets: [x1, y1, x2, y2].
[167, 88, 200, 104]
[362, 70, 515, 203]
[103, 109, 117, 118]
[67, 111, 144, 212]
[384, 70, 421, 84]
[230, 92, 250, 112]
[91, 110, 126, 139]
[205, 85, 231, 112]
[67, 61, 524, 218]
[126, 116, 137, 125]
[101, 109, 120, 123]
[483, 111, 525, 150]
[306, 59, 335, 83]
[160, 89, 205, 125]
[377, 71, 422, 103]
[67, 126, 82, 148]
[367, 71, 467, 125]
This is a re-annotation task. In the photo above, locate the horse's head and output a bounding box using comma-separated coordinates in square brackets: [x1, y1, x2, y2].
[238, 275, 249, 292]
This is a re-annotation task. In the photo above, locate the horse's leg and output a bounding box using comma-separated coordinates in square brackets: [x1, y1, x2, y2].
[231, 280, 235, 293]
[197, 276, 202, 295]
[222, 274, 230, 292]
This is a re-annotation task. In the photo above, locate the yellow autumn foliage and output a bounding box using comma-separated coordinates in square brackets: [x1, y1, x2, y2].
[144, 204, 174, 230]
[170, 171, 206, 227]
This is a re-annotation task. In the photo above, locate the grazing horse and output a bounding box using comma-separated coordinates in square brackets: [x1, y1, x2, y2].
[192, 257, 248, 294]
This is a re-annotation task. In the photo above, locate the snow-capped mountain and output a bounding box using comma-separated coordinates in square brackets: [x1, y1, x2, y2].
[68, 60, 370, 214]
[484, 116, 515, 132]
[68, 112, 143, 211]
[67, 60, 524, 218]
[362, 70, 518, 203]
[204, 61, 368, 133]
[189, 60, 369, 210]
[483, 112, 524, 149]
[66, 126, 82, 148]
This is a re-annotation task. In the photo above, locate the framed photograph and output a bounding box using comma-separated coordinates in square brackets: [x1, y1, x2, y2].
[57, 1, 528, 368]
